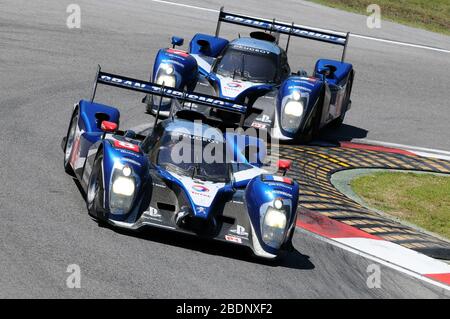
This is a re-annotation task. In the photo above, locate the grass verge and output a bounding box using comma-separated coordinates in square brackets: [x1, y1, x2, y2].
[308, 0, 450, 36]
[351, 171, 450, 239]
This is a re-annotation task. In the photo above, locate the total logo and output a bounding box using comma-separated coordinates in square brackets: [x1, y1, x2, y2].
[227, 82, 243, 88]
[192, 184, 209, 193]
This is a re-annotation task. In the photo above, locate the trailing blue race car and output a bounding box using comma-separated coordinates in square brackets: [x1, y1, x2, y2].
[62, 68, 299, 259]
[143, 8, 355, 142]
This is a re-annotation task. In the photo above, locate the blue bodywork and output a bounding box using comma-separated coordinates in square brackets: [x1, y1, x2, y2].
[146, 13, 355, 141]
[64, 98, 299, 258]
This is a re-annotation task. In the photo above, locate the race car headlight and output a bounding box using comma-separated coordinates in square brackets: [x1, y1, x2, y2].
[281, 99, 304, 133]
[109, 170, 136, 215]
[156, 74, 176, 88]
[155, 73, 176, 105]
[262, 207, 288, 249]
[264, 207, 287, 229]
[284, 100, 304, 117]
[112, 176, 135, 196]
[160, 63, 174, 75]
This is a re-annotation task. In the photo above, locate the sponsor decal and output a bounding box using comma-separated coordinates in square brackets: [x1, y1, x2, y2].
[166, 48, 189, 57]
[290, 81, 316, 87]
[232, 44, 271, 55]
[230, 225, 249, 238]
[116, 149, 140, 157]
[299, 77, 318, 83]
[175, 132, 220, 144]
[196, 206, 207, 214]
[227, 82, 243, 88]
[161, 59, 185, 68]
[192, 184, 209, 193]
[99, 75, 246, 112]
[272, 176, 293, 184]
[225, 235, 242, 244]
[273, 190, 293, 198]
[251, 122, 268, 129]
[266, 183, 293, 191]
[223, 15, 346, 44]
[113, 140, 140, 153]
[256, 114, 271, 123]
[122, 157, 142, 167]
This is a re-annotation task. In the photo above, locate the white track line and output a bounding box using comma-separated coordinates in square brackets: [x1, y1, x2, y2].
[350, 34, 450, 54]
[151, 0, 218, 13]
[297, 228, 450, 291]
[150, 0, 450, 54]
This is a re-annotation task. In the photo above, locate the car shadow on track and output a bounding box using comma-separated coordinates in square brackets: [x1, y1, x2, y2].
[318, 124, 368, 143]
[99, 222, 315, 270]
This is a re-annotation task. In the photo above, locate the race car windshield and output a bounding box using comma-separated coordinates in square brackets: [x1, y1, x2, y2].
[214, 47, 278, 83]
[156, 134, 230, 183]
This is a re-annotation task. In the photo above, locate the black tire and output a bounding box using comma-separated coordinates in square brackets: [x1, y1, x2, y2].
[63, 108, 79, 175]
[297, 105, 321, 144]
[144, 94, 154, 114]
[86, 152, 106, 220]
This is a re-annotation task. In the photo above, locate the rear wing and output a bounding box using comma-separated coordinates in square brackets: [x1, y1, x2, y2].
[90, 66, 247, 125]
[215, 8, 350, 61]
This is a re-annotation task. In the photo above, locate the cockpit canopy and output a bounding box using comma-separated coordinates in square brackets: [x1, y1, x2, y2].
[213, 38, 289, 84]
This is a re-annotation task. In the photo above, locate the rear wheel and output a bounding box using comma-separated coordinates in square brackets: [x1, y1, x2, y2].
[86, 152, 105, 220]
[63, 109, 79, 174]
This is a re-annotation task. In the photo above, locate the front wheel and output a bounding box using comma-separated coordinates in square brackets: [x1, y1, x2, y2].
[86, 152, 106, 220]
[63, 109, 79, 174]
[297, 107, 321, 144]
[144, 94, 154, 114]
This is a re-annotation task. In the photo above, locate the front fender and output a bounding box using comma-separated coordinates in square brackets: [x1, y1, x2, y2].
[245, 175, 299, 257]
[274, 76, 324, 139]
[153, 48, 198, 90]
[101, 139, 150, 220]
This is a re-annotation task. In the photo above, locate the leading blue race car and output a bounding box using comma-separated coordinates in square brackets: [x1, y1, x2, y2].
[144, 8, 355, 142]
[62, 67, 300, 259]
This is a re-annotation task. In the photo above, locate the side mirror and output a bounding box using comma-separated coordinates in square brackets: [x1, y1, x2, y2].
[171, 36, 184, 48]
[277, 159, 292, 176]
[100, 121, 118, 133]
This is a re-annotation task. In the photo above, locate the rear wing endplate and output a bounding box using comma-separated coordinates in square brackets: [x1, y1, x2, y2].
[215, 8, 350, 61]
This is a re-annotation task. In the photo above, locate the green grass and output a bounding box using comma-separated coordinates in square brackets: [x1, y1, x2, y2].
[351, 172, 450, 239]
[308, 0, 450, 36]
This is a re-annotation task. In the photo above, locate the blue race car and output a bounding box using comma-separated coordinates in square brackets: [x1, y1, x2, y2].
[143, 8, 355, 142]
[62, 67, 299, 259]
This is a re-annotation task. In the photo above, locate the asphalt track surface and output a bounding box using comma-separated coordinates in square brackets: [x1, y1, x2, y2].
[0, 0, 449, 298]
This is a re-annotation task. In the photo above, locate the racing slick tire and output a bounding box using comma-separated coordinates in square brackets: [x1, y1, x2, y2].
[86, 151, 106, 221]
[63, 108, 79, 175]
[143, 94, 154, 114]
